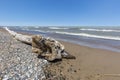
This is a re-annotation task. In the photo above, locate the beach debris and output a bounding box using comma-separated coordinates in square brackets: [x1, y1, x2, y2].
[4, 27, 76, 61]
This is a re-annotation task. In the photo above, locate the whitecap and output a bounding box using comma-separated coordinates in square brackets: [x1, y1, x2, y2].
[80, 28, 120, 32]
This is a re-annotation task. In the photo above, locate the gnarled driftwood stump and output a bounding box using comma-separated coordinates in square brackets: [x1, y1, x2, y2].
[5, 27, 75, 61]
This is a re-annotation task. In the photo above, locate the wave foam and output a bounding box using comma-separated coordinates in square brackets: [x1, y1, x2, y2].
[21, 29, 46, 33]
[80, 28, 120, 32]
[55, 31, 120, 41]
[49, 27, 69, 30]
[20, 28, 120, 41]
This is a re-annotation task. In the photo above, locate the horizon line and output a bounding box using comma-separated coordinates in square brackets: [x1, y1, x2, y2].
[0, 25, 120, 27]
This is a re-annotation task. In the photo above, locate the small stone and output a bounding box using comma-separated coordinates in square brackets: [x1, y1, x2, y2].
[29, 69, 33, 73]
[17, 57, 20, 61]
[21, 76, 28, 80]
[34, 67, 37, 71]
[8, 78, 14, 80]
[67, 68, 72, 72]
[26, 72, 31, 77]
[74, 70, 77, 72]
[3, 75, 9, 80]
[0, 77, 2, 80]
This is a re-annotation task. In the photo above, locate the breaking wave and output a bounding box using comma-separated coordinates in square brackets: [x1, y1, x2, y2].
[48, 27, 69, 30]
[80, 28, 120, 32]
[21, 28, 120, 41]
[54, 31, 120, 41]
[20, 28, 47, 33]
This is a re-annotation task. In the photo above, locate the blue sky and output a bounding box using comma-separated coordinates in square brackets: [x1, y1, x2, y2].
[0, 0, 120, 26]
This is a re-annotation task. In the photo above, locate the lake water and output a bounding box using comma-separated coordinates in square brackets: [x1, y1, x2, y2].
[9, 26, 120, 53]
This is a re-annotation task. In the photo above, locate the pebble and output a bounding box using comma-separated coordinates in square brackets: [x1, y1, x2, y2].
[3, 75, 9, 80]
[0, 31, 48, 79]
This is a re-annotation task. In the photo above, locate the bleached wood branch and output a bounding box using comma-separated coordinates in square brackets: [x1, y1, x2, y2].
[4, 27, 32, 45]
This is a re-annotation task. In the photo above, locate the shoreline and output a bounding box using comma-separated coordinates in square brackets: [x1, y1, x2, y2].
[6, 27, 120, 53]
[1, 28, 120, 80]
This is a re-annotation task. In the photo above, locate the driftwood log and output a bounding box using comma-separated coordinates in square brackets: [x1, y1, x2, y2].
[5, 27, 75, 61]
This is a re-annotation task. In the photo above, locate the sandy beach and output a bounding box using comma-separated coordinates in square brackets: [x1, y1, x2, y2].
[58, 41, 120, 80]
[1, 28, 120, 80]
